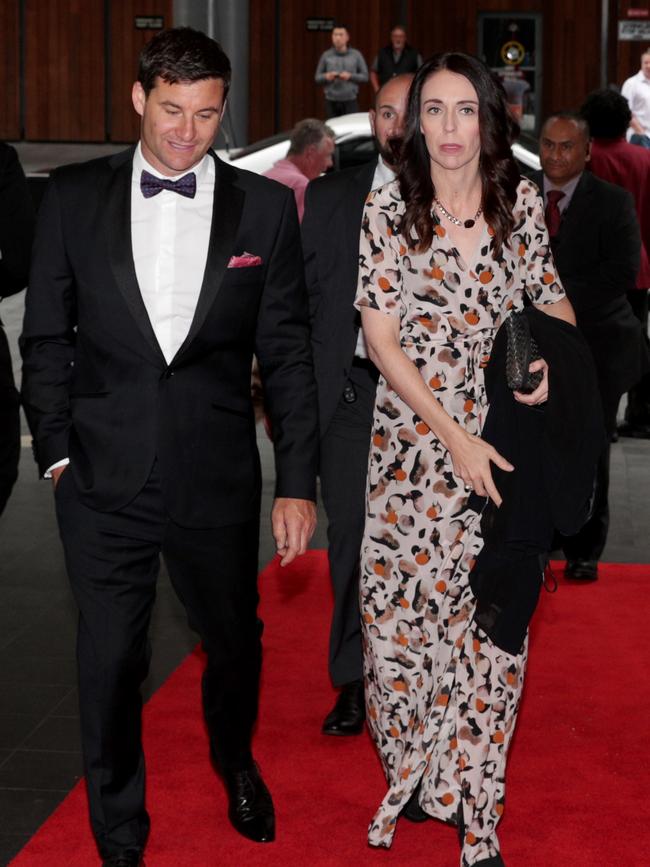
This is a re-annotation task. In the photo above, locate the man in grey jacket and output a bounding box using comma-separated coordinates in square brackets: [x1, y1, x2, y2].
[315, 25, 369, 118]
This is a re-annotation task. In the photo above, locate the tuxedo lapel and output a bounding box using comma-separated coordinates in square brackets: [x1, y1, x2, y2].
[105, 149, 166, 364]
[173, 153, 244, 362]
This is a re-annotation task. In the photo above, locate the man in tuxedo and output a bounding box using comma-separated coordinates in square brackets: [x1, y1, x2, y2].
[21, 28, 317, 865]
[533, 113, 648, 581]
[302, 73, 412, 735]
[0, 142, 35, 516]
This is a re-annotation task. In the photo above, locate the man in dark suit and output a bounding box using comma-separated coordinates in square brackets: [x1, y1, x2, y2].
[533, 112, 648, 581]
[0, 142, 35, 516]
[302, 74, 412, 735]
[21, 29, 317, 865]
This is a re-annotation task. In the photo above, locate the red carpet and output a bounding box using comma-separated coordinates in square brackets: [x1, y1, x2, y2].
[11, 554, 649, 866]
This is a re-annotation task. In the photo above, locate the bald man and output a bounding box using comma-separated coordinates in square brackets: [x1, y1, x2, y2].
[302, 74, 413, 735]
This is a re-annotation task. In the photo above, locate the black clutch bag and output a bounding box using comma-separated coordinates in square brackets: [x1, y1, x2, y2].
[504, 311, 543, 393]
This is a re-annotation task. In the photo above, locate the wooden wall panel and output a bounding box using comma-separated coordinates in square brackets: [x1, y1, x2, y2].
[616, 0, 650, 87]
[249, 0, 277, 142]
[407, 0, 545, 60]
[0, 0, 21, 139]
[542, 1, 601, 113]
[110, 0, 173, 143]
[24, 0, 105, 141]
[409, 0, 605, 121]
[249, 0, 404, 139]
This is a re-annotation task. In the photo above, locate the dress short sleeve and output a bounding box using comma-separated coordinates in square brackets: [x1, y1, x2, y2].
[514, 180, 566, 305]
[354, 183, 404, 317]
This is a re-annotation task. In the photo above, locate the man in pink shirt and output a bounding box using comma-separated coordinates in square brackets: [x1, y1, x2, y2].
[263, 119, 335, 221]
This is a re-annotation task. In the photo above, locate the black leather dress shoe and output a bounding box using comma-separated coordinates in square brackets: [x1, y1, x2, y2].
[102, 851, 144, 866]
[565, 559, 598, 581]
[322, 679, 365, 735]
[402, 783, 429, 823]
[222, 762, 275, 843]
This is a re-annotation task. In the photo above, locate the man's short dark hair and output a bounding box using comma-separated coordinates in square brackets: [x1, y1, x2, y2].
[137, 27, 231, 97]
[580, 89, 632, 139]
[287, 119, 335, 156]
[541, 111, 590, 141]
[332, 24, 348, 32]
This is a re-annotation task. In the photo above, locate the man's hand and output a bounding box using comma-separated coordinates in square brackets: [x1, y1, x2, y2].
[338, 70, 352, 81]
[271, 498, 317, 566]
[51, 465, 67, 490]
[325, 71, 338, 81]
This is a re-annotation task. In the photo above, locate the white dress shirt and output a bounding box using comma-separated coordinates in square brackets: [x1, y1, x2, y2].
[46, 143, 214, 477]
[622, 70, 650, 138]
[132, 143, 214, 364]
[354, 157, 396, 359]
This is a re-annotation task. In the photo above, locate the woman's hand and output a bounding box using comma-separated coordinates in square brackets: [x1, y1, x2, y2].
[514, 358, 549, 406]
[446, 427, 514, 506]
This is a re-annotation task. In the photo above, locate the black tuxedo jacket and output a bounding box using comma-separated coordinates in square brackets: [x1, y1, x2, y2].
[529, 170, 649, 398]
[302, 159, 377, 435]
[0, 143, 35, 301]
[1, 143, 34, 514]
[21, 147, 318, 528]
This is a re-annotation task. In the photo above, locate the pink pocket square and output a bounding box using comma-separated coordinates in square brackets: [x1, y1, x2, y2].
[228, 252, 263, 268]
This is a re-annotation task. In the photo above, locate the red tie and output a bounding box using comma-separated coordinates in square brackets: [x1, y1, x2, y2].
[545, 189, 565, 239]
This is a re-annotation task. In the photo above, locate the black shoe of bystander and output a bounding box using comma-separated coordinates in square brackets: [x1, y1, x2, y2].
[565, 559, 598, 581]
[322, 679, 365, 735]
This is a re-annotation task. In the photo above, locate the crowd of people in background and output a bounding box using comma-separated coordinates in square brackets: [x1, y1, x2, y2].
[314, 23, 421, 116]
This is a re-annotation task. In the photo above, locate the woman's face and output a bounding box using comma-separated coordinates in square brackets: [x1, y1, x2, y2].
[419, 69, 481, 173]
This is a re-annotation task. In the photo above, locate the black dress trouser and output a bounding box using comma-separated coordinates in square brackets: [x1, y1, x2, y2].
[562, 386, 618, 562]
[624, 288, 650, 426]
[319, 362, 375, 686]
[325, 99, 359, 118]
[0, 325, 20, 517]
[55, 462, 262, 859]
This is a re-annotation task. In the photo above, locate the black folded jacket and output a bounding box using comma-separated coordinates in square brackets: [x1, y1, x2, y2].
[468, 307, 606, 654]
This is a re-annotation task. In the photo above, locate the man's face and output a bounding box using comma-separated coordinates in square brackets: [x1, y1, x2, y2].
[331, 28, 349, 51]
[132, 76, 226, 176]
[539, 117, 590, 186]
[391, 28, 406, 51]
[370, 75, 413, 168]
[642, 53, 650, 79]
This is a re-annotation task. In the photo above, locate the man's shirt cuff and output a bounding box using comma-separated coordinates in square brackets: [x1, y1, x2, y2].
[44, 457, 70, 478]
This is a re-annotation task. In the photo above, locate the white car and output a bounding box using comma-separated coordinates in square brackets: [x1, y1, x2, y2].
[216, 112, 541, 175]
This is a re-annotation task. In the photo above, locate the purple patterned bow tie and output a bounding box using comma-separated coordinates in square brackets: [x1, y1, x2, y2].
[140, 169, 197, 199]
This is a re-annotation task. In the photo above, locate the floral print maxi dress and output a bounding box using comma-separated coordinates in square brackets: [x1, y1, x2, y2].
[354, 179, 565, 865]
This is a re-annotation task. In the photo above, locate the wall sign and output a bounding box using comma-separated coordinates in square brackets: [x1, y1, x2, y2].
[135, 16, 164, 30]
[619, 20, 650, 40]
[306, 18, 335, 31]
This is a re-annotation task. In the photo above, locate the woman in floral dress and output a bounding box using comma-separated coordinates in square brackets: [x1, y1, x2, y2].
[354, 53, 576, 866]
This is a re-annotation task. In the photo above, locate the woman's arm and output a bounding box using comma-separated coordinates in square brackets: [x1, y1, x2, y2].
[362, 306, 513, 505]
[533, 294, 575, 325]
